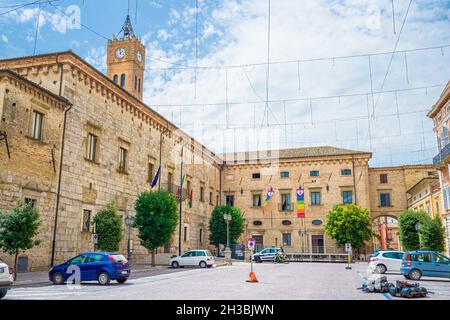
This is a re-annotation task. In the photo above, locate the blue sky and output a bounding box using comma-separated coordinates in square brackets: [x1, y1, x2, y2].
[1, 0, 450, 166]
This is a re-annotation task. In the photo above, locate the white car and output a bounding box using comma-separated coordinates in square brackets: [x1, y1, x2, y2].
[369, 250, 404, 274]
[170, 250, 215, 268]
[0, 258, 13, 299]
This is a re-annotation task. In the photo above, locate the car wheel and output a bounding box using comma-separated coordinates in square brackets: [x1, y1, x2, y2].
[171, 261, 180, 269]
[199, 261, 207, 268]
[97, 272, 111, 286]
[0, 289, 7, 299]
[51, 272, 65, 285]
[409, 269, 422, 281]
[375, 264, 387, 274]
[117, 278, 127, 284]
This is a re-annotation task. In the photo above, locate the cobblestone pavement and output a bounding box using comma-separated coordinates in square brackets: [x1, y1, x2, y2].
[4, 262, 450, 300]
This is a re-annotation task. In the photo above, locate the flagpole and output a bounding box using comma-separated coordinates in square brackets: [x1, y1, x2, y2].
[178, 145, 184, 257]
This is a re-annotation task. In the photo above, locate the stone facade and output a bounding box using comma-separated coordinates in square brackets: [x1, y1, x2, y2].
[427, 81, 450, 255]
[0, 48, 221, 271]
[0, 25, 442, 271]
[0, 69, 70, 270]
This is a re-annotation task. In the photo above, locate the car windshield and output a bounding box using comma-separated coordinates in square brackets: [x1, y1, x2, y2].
[206, 251, 213, 257]
[372, 252, 380, 257]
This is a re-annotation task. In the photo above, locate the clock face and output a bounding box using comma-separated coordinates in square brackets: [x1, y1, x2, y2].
[137, 51, 142, 62]
[116, 48, 125, 59]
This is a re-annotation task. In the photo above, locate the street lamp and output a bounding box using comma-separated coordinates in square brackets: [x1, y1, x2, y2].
[125, 214, 135, 262]
[223, 213, 232, 250]
[223, 212, 232, 265]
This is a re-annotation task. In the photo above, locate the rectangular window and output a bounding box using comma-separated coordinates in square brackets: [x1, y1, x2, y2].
[343, 191, 353, 204]
[252, 194, 262, 208]
[282, 233, 292, 247]
[119, 147, 128, 173]
[380, 174, 388, 184]
[31, 110, 44, 140]
[281, 193, 291, 211]
[310, 170, 319, 177]
[147, 162, 154, 183]
[252, 173, 261, 179]
[199, 228, 203, 244]
[209, 192, 213, 205]
[24, 198, 37, 208]
[82, 210, 91, 233]
[216, 194, 219, 207]
[380, 193, 391, 207]
[341, 169, 352, 176]
[186, 180, 191, 197]
[200, 186, 205, 202]
[184, 226, 188, 242]
[280, 172, 290, 178]
[311, 192, 321, 205]
[167, 173, 173, 193]
[226, 195, 234, 207]
[87, 133, 97, 162]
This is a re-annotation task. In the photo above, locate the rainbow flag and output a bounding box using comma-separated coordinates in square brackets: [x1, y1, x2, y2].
[297, 188, 305, 218]
[262, 187, 274, 208]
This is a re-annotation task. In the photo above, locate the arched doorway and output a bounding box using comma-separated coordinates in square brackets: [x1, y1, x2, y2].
[372, 215, 401, 252]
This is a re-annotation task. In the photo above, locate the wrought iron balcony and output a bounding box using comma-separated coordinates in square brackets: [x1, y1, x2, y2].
[433, 142, 450, 167]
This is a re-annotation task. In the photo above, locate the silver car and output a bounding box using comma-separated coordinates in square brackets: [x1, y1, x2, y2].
[0, 258, 14, 299]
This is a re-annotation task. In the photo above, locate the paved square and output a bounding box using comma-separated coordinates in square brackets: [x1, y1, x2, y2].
[5, 262, 450, 300]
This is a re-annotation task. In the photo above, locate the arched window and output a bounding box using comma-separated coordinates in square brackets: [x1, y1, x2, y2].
[113, 74, 118, 84]
[138, 78, 141, 93]
[120, 74, 126, 88]
[134, 76, 137, 91]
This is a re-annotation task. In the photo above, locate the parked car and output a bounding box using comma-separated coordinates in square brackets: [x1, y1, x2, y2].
[400, 250, 450, 280]
[49, 252, 130, 285]
[369, 250, 404, 274]
[0, 258, 14, 299]
[252, 247, 282, 263]
[170, 250, 215, 268]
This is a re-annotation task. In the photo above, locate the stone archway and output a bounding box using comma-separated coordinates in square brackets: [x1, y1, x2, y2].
[372, 215, 401, 252]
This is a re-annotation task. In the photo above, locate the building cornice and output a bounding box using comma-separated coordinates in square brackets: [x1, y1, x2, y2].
[427, 81, 450, 118]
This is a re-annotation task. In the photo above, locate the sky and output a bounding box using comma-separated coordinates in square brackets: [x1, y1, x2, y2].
[0, 0, 449, 167]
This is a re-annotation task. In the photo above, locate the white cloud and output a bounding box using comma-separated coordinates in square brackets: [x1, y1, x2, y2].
[142, 0, 450, 166]
[1, 35, 8, 43]
[85, 47, 107, 72]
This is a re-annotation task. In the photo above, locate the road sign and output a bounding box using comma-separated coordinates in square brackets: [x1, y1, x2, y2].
[247, 237, 256, 250]
[345, 243, 352, 252]
[93, 234, 98, 244]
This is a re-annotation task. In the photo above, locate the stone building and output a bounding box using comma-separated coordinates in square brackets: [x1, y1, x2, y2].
[0, 19, 222, 271]
[428, 81, 450, 255]
[0, 17, 440, 271]
[221, 148, 435, 255]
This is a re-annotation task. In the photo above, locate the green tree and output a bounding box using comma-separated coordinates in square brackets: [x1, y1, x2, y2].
[134, 190, 178, 266]
[420, 216, 445, 252]
[0, 201, 41, 280]
[398, 210, 426, 251]
[209, 206, 245, 254]
[324, 204, 372, 249]
[93, 202, 124, 252]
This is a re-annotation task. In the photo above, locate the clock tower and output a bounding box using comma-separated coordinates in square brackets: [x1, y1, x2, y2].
[107, 15, 145, 100]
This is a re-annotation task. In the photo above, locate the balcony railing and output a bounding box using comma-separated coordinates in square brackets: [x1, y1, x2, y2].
[278, 203, 294, 212]
[433, 142, 450, 166]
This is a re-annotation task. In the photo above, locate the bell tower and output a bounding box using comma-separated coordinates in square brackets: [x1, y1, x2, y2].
[107, 15, 145, 100]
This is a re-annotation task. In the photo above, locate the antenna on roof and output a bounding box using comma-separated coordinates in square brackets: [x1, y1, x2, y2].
[119, 15, 136, 40]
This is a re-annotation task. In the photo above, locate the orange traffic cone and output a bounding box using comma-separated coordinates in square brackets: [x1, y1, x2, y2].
[246, 271, 259, 283]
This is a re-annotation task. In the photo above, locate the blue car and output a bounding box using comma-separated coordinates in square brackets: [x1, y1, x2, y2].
[49, 252, 130, 285]
[400, 250, 450, 280]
